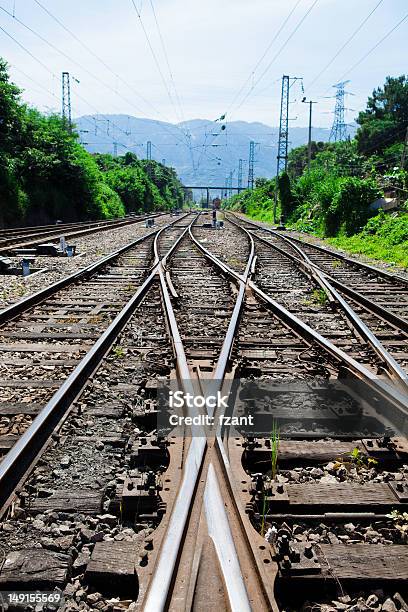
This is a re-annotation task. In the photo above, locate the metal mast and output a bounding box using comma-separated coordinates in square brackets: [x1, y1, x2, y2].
[329, 81, 349, 142]
[238, 159, 243, 192]
[146, 141, 152, 178]
[273, 75, 302, 221]
[276, 75, 290, 176]
[61, 72, 72, 131]
[248, 141, 255, 189]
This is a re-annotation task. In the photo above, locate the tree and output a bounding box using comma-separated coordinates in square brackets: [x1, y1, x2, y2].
[0, 59, 185, 227]
[356, 76, 408, 158]
[278, 172, 294, 221]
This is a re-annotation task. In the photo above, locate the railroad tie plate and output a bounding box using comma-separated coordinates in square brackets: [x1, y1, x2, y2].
[389, 480, 408, 502]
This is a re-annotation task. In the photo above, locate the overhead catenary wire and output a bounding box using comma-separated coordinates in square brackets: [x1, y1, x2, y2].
[31, 0, 175, 125]
[129, 0, 181, 125]
[1, 2, 192, 153]
[0, 24, 133, 145]
[226, 0, 303, 115]
[142, 0, 198, 177]
[336, 11, 408, 83]
[148, 0, 185, 124]
[306, 0, 385, 93]
[230, 0, 320, 117]
[195, 1, 319, 172]
[147, 0, 199, 178]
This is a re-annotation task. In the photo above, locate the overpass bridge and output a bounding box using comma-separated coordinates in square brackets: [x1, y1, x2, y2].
[183, 186, 243, 207]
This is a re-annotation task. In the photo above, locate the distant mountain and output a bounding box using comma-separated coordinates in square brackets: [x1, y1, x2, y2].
[75, 114, 356, 189]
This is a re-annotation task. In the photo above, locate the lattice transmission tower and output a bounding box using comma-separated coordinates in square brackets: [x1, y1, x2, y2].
[273, 75, 302, 221]
[238, 159, 243, 192]
[276, 75, 290, 177]
[248, 141, 255, 189]
[329, 81, 350, 142]
[61, 72, 72, 131]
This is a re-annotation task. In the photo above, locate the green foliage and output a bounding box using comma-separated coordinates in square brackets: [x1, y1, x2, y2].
[356, 75, 408, 160]
[303, 289, 329, 307]
[0, 58, 184, 227]
[96, 154, 184, 214]
[278, 171, 294, 221]
[329, 211, 408, 268]
[227, 178, 276, 222]
[323, 176, 379, 236]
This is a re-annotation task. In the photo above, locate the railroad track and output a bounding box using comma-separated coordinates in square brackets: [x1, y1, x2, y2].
[0, 213, 167, 255]
[225, 213, 408, 387]
[0, 211, 407, 612]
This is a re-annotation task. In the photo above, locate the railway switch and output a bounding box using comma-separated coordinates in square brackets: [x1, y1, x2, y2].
[120, 473, 163, 520]
[36, 242, 77, 256]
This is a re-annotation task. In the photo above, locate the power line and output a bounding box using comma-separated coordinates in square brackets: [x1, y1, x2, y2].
[32, 0, 172, 124]
[230, 0, 319, 117]
[0, 22, 57, 77]
[337, 11, 408, 82]
[0, 23, 130, 144]
[0, 5, 135, 136]
[226, 0, 302, 114]
[8, 63, 59, 102]
[148, 0, 184, 123]
[129, 0, 180, 124]
[306, 0, 385, 92]
[1, 3, 194, 155]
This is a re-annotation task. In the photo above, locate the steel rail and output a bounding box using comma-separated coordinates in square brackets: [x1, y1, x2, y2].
[230, 213, 408, 283]
[227, 213, 408, 389]
[0, 214, 192, 514]
[189, 228, 408, 432]
[144, 219, 408, 611]
[0, 212, 168, 254]
[0, 214, 189, 326]
[143, 221, 262, 611]
[0, 213, 161, 236]
[233, 214, 408, 332]
[287, 232, 408, 285]
[0, 217, 139, 243]
[0, 215, 149, 236]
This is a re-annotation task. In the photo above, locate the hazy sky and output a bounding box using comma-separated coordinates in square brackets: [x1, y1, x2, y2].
[1, 0, 407, 129]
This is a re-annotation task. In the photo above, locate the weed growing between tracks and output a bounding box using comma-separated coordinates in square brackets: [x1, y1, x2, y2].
[302, 289, 329, 307]
[260, 421, 280, 537]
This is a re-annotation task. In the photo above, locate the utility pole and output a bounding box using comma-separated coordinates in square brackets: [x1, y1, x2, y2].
[61, 72, 72, 131]
[162, 158, 166, 166]
[273, 75, 290, 222]
[248, 141, 255, 189]
[146, 140, 152, 178]
[238, 159, 243, 192]
[228, 171, 233, 198]
[113, 142, 118, 157]
[329, 81, 350, 142]
[273, 75, 301, 222]
[302, 98, 318, 171]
